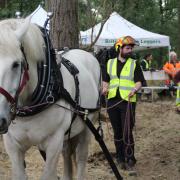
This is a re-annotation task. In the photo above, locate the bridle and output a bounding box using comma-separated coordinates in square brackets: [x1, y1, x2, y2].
[0, 48, 29, 120]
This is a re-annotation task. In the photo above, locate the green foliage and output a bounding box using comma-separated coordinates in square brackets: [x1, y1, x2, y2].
[78, 0, 179, 68]
[79, 0, 89, 30]
[1, 0, 179, 67]
[79, 0, 113, 31]
[0, 0, 44, 19]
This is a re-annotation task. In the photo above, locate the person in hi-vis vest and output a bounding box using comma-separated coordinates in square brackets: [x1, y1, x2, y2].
[174, 70, 180, 113]
[140, 53, 153, 98]
[140, 53, 153, 71]
[102, 36, 146, 170]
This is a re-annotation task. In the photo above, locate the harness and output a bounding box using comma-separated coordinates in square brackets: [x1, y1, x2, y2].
[0, 19, 123, 180]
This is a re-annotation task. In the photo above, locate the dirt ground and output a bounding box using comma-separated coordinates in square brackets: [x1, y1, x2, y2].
[0, 99, 180, 180]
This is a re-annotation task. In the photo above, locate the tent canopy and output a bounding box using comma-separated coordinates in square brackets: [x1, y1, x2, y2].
[30, 8, 170, 51]
[80, 12, 170, 50]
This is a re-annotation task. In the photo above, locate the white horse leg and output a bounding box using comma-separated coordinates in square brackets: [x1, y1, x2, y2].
[62, 129, 90, 180]
[75, 128, 91, 180]
[62, 140, 75, 180]
[3, 134, 26, 180]
[40, 129, 64, 180]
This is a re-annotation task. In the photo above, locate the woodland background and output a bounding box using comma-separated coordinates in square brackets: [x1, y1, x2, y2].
[0, 0, 180, 68]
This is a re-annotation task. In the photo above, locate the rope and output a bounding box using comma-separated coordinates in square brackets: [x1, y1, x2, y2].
[100, 97, 127, 141]
[20, 95, 135, 159]
[123, 100, 135, 158]
[103, 101, 114, 140]
[17, 102, 50, 112]
[17, 102, 83, 115]
[101, 96, 136, 158]
[100, 96, 127, 142]
[101, 98, 125, 111]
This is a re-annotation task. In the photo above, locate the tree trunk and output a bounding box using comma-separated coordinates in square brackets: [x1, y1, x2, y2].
[47, 0, 79, 49]
[0, 0, 8, 8]
[158, 0, 165, 65]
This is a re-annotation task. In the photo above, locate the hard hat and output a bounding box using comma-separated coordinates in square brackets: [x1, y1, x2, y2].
[114, 36, 137, 51]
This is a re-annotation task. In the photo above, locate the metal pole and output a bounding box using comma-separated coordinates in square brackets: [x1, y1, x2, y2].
[83, 117, 123, 180]
[168, 45, 171, 63]
[141, 86, 179, 90]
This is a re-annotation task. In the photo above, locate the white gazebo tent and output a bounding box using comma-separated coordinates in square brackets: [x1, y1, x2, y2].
[29, 7, 172, 98]
[80, 12, 170, 51]
[80, 12, 171, 91]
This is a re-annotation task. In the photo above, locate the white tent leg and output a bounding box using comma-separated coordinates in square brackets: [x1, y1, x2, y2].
[168, 45, 171, 62]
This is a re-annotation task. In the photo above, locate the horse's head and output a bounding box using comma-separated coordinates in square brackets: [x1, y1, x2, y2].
[0, 17, 30, 134]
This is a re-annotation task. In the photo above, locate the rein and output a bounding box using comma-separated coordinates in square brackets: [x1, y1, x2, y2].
[0, 46, 29, 119]
[0, 87, 16, 104]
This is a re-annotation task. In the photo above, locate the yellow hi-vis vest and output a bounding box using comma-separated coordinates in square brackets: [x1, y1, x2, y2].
[176, 83, 180, 107]
[107, 58, 136, 102]
[142, 59, 149, 69]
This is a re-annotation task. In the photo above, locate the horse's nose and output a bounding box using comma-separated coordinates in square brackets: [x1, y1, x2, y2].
[0, 117, 8, 134]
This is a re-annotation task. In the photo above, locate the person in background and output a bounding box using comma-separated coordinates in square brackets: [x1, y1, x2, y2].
[174, 71, 180, 113]
[140, 54, 153, 100]
[102, 36, 145, 170]
[163, 51, 180, 85]
[140, 53, 153, 71]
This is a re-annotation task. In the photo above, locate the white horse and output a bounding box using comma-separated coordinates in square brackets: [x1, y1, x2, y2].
[0, 17, 100, 180]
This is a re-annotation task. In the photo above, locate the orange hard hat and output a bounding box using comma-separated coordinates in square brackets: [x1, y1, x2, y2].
[115, 36, 138, 51]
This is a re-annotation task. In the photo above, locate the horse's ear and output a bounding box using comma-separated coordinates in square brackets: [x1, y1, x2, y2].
[14, 16, 31, 42]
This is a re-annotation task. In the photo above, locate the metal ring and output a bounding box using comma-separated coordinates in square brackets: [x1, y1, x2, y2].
[46, 95, 54, 104]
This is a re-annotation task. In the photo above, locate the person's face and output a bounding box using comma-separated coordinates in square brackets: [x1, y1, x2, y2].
[171, 55, 177, 63]
[147, 55, 153, 61]
[120, 45, 133, 59]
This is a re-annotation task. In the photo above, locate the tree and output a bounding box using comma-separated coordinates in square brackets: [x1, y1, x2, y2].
[0, 0, 42, 19]
[0, 0, 8, 8]
[79, 0, 114, 50]
[1, 0, 178, 63]
[47, 0, 79, 49]
[85, 0, 178, 67]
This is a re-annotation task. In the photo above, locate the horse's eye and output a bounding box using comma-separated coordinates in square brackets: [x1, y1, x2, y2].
[12, 62, 20, 69]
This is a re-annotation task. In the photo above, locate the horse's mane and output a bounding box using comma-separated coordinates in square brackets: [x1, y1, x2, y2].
[0, 18, 45, 63]
[95, 47, 117, 67]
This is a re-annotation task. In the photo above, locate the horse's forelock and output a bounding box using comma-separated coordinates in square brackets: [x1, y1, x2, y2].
[0, 25, 22, 60]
